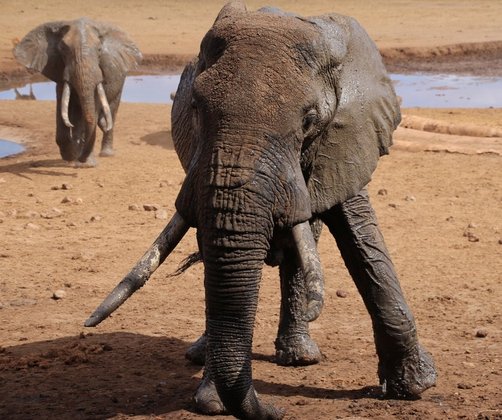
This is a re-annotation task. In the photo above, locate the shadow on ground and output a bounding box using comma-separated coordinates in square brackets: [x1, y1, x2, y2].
[140, 130, 174, 149]
[0, 333, 383, 419]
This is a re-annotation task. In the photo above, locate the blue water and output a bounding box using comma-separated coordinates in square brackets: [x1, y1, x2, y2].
[0, 75, 181, 104]
[392, 73, 502, 108]
[1, 72, 501, 158]
[0, 139, 24, 158]
[1, 73, 501, 108]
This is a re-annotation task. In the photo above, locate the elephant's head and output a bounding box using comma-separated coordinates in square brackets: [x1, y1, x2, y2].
[14, 18, 141, 162]
[170, 2, 401, 417]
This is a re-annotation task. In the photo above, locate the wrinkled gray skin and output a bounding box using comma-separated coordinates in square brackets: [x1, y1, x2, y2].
[84, 2, 436, 419]
[170, 3, 437, 418]
[14, 18, 141, 166]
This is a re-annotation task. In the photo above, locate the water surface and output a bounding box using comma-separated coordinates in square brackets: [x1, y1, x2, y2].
[1, 73, 500, 108]
[0, 139, 24, 158]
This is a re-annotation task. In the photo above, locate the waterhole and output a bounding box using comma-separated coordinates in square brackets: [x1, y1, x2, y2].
[1, 73, 500, 157]
[0, 139, 24, 158]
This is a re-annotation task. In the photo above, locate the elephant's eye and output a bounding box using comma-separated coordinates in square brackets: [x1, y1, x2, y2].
[302, 109, 318, 137]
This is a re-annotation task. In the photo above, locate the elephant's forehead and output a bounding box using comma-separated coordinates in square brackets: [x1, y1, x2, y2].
[62, 19, 99, 46]
[211, 12, 320, 52]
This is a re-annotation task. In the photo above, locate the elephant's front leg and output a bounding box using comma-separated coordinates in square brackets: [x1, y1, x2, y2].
[321, 189, 437, 398]
[274, 245, 322, 366]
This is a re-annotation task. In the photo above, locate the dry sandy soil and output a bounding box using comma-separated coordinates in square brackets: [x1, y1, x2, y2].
[0, 1, 501, 419]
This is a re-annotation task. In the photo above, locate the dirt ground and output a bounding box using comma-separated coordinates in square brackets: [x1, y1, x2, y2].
[0, 1, 501, 419]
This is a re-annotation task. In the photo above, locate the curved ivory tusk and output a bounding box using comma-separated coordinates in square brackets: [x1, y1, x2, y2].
[84, 212, 189, 327]
[61, 82, 74, 128]
[96, 83, 113, 132]
[291, 221, 324, 322]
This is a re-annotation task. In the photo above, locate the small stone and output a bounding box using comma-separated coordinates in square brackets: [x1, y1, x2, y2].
[467, 222, 477, 229]
[463, 231, 479, 242]
[61, 183, 73, 190]
[52, 289, 66, 300]
[74, 197, 83, 205]
[336, 290, 348, 298]
[22, 210, 39, 219]
[51, 185, 60, 190]
[405, 195, 416, 202]
[52, 208, 63, 217]
[498, 239, 502, 245]
[475, 329, 488, 338]
[388, 203, 398, 209]
[446, 216, 454, 222]
[90, 215, 102, 222]
[61, 196, 73, 204]
[67, 222, 77, 228]
[128, 204, 141, 211]
[25, 222, 40, 230]
[155, 209, 168, 220]
[457, 383, 473, 389]
[96, 182, 105, 188]
[377, 188, 388, 196]
[143, 203, 161, 211]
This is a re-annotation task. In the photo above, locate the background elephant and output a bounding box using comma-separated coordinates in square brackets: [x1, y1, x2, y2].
[86, 2, 437, 418]
[14, 18, 141, 166]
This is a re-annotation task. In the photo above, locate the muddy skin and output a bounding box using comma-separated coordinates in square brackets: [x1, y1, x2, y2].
[87, 2, 437, 418]
[321, 189, 437, 399]
[14, 18, 141, 166]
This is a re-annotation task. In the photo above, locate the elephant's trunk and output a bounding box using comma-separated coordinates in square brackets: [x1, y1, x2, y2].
[201, 209, 283, 419]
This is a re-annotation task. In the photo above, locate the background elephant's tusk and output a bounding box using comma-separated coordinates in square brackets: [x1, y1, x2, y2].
[292, 221, 324, 322]
[97, 83, 113, 132]
[61, 82, 74, 128]
[84, 212, 189, 327]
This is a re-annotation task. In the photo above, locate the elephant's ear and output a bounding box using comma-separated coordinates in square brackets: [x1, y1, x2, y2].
[13, 21, 69, 82]
[306, 14, 401, 213]
[96, 22, 142, 75]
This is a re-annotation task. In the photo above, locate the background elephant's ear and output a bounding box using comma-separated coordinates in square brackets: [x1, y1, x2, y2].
[97, 24, 142, 74]
[306, 14, 401, 213]
[13, 21, 69, 82]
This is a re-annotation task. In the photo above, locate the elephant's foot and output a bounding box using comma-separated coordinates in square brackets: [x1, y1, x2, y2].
[185, 333, 207, 365]
[74, 154, 97, 168]
[379, 344, 437, 399]
[193, 371, 227, 415]
[99, 147, 115, 157]
[275, 333, 322, 366]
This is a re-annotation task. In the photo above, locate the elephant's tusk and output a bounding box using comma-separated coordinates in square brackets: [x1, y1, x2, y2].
[97, 83, 113, 132]
[61, 82, 74, 128]
[84, 212, 189, 327]
[291, 221, 324, 322]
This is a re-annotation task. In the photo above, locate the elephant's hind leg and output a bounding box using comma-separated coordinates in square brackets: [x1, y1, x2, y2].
[321, 188, 437, 398]
[274, 246, 322, 366]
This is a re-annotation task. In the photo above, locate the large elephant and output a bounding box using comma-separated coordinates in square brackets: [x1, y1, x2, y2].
[85, 2, 437, 418]
[14, 18, 142, 166]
